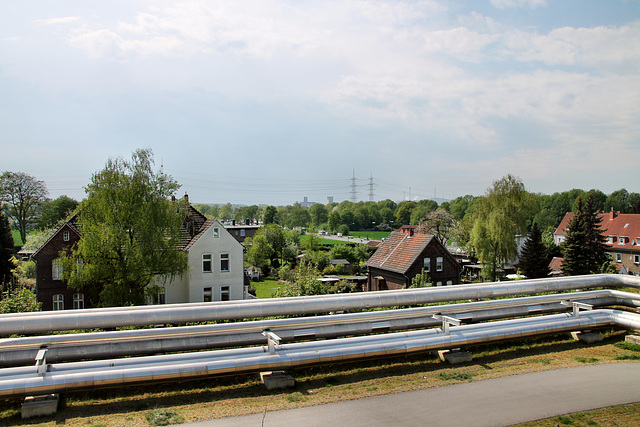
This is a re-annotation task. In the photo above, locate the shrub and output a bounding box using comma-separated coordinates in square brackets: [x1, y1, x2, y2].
[145, 409, 185, 426]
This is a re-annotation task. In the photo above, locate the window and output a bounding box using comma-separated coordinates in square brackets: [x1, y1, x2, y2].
[203, 287, 212, 302]
[63, 231, 70, 241]
[436, 282, 443, 287]
[53, 294, 64, 311]
[635, 255, 639, 265]
[423, 257, 430, 272]
[446, 280, 453, 286]
[220, 253, 230, 272]
[240, 229, 246, 237]
[52, 259, 63, 280]
[73, 293, 84, 310]
[436, 257, 443, 272]
[151, 288, 166, 305]
[202, 254, 212, 273]
[221, 286, 230, 301]
[213, 228, 220, 238]
[616, 253, 622, 262]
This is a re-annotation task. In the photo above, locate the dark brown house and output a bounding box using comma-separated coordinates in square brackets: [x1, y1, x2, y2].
[365, 230, 461, 291]
[31, 216, 93, 311]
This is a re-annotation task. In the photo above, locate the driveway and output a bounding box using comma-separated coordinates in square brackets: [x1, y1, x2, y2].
[184, 363, 640, 426]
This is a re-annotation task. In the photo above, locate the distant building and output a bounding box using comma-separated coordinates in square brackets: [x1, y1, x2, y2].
[365, 229, 462, 290]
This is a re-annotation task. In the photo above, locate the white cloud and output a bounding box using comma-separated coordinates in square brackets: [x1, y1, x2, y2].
[34, 16, 81, 26]
[490, 0, 547, 9]
[505, 21, 640, 70]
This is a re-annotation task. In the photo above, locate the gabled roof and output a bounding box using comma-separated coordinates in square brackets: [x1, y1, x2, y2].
[31, 214, 81, 258]
[554, 211, 640, 250]
[365, 231, 436, 274]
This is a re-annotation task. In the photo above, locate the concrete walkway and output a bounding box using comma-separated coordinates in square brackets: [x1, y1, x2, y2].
[185, 363, 640, 427]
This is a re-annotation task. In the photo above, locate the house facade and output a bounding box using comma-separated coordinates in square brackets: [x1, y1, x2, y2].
[365, 230, 462, 291]
[31, 217, 92, 311]
[554, 211, 640, 276]
[33, 205, 245, 310]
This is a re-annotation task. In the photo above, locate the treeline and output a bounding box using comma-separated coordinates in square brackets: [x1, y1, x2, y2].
[195, 187, 640, 240]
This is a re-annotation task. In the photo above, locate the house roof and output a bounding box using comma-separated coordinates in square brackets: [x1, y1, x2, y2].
[365, 231, 436, 274]
[549, 257, 563, 272]
[555, 211, 640, 251]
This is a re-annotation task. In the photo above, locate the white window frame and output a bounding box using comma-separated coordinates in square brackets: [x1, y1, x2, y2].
[616, 253, 622, 262]
[213, 228, 220, 238]
[436, 257, 444, 272]
[240, 229, 246, 237]
[53, 294, 64, 311]
[635, 255, 640, 265]
[202, 254, 212, 273]
[446, 280, 453, 286]
[73, 293, 84, 310]
[220, 253, 230, 272]
[203, 287, 213, 302]
[63, 231, 70, 242]
[423, 257, 430, 273]
[220, 286, 230, 301]
[52, 259, 63, 280]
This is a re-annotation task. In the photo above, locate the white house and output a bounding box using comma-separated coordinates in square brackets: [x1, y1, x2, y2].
[154, 207, 246, 304]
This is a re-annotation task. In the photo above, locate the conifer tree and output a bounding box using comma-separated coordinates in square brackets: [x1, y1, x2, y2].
[0, 213, 15, 285]
[562, 195, 608, 275]
[517, 222, 550, 278]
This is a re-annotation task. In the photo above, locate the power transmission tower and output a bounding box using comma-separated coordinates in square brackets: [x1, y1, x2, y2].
[350, 170, 358, 203]
[368, 173, 375, 202]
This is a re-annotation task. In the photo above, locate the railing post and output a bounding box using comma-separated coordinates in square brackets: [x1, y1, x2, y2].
[561, 301, 594, 317]
[262, 330, 282, 354]
[35, 348, 48, 376]
[432, 314, 461, 335]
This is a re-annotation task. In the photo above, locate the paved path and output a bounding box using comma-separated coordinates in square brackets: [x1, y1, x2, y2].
[185, 363, 640, 427]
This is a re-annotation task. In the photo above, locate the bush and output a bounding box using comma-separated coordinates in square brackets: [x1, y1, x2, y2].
[145, 409, 185, 426]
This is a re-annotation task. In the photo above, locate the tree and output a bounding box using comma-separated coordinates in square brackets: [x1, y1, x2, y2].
[0, 171, 48, 243]
[328, 210, 341, 232]
[37, 195, 79, 229]
[309, 203, 328, 228]
[245, 234, 273, 274]
[469, 175, 538, 282]
[60, 149, 189, 307]
[0, 286, 41, 313]
[561, 195, 609, 276]
[417, 208, 455, 245]
[395, 201, 416, 225]
[517, 222, 550, 279]
[262, 205, 277, 225]
[1, 213, 15, 285]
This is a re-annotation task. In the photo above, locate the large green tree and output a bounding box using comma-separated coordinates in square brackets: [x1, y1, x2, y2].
[37, 195, 79, 230]
[0, 171, 48, 243]
[517, 222, 550, 279]
[469, 175, 538, 282]
[562, 195, 609, 276]
[61, 149, 189, 307]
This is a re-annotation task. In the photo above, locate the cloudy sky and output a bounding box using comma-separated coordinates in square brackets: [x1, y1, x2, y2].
[1, 0, 639, 205]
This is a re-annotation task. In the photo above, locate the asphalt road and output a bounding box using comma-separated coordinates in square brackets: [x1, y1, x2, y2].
[185, 363, 640, 427]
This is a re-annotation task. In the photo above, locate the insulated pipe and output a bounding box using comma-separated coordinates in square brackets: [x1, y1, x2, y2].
[0, 309, 638, 398]
[1, 274, 639, 335]
[2, 290, 638, 366]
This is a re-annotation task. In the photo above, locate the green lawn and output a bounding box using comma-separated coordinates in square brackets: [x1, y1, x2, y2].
[349, 231, 391, 240]
[251, 279, 285, 298]
[11, 230, 23, 246]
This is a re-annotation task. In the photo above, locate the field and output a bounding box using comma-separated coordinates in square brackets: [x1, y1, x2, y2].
[251, 279, 285, 298]
[1, 329, 639, 426]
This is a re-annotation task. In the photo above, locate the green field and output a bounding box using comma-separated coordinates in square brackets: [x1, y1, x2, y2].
[251, 279, 285, 298]
[11, 230, 23, 246]
[348, 231, 391, 240]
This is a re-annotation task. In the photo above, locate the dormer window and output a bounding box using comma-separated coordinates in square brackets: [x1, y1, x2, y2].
[619, 236, 629, 244]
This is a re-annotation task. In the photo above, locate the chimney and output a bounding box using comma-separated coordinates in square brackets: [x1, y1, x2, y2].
[184, 193, 189, 204]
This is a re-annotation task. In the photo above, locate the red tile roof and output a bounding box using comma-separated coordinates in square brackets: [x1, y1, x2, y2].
[365, 231, 435, 274]
[555, 212, 640, 251]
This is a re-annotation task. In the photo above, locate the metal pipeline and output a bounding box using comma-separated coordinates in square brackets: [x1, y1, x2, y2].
[0, 309, 638, 398]
[1, 290, 639, 366]
[1, 274, 639, 335]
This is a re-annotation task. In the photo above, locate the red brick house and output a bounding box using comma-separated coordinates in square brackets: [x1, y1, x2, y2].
[31, 215, 92, 311]
[554, 211, 640, 276]
[365, 229, 461, 291]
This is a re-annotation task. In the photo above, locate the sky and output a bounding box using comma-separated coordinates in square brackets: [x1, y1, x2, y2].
[1, 0, 639, 206]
